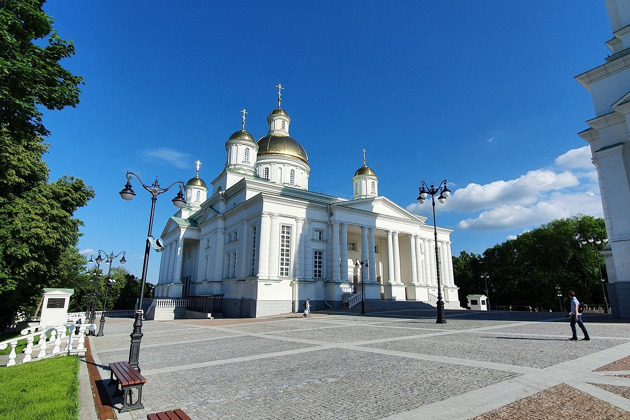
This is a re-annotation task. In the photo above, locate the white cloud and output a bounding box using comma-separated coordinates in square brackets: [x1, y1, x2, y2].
[458, 191, 603, 230]
[80, 248, 95, 256]
[555, 146, 593, 170]
[445, 170, 579, 213]
[142, 148, 192, 169]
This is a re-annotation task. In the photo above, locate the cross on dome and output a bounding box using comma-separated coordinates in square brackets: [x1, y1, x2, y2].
[362, 148, 367, 166]
[195, 160, 201, 177]
[241, 109, 247, 130]
[276, 83, 284, 108]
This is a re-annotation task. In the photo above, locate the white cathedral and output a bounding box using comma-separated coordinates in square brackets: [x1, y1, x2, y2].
[153, 89, 459, 318]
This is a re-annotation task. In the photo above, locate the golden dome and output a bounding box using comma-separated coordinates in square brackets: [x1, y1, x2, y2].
[186, 176, 207, 188]
[354, 165, 377, 177]
[227, 129, 256, 144]
[270, 108, 289, 117]
[257, 134, 309, 164]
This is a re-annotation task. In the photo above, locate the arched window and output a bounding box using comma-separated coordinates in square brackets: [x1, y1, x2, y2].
[290, 169, 295, 185]
[354, 182, 358, 195]
[244, 148, 250, 163]
[371, 181, 376, 194]
[196, 191, 200, 201]
[263, 167, 270, 180]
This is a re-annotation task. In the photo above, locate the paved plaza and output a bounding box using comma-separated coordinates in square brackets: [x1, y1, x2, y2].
[82, 308, 630, 419]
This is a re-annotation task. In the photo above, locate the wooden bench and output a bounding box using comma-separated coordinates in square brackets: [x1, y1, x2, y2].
[147, 409, 192, 420]
[108, 361, 147, 411]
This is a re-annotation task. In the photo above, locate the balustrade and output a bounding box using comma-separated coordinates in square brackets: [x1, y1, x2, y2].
[0, 323, 95, 367]
[348, 292, 363, 309]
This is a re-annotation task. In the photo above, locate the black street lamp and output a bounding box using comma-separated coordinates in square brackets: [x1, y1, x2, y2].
[120, 171, 186, 371]
[481, 273, 490, 310]
[96, 250, 126, 336]
[580, 237, 609, 314]
[355, 259, 369, 314]
[86, 254, 104, 334]
[555, 285, 563, 312]
[417, 179, 450, 324]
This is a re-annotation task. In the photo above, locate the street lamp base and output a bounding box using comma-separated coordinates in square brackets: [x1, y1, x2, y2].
[128, 310, 144, 372]
[97, 315, 106, 337]
[436, 300, 447, 324]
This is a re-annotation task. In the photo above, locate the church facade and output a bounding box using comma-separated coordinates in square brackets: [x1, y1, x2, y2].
[577, 0, 630, 318]
[153, 93, 459, 318]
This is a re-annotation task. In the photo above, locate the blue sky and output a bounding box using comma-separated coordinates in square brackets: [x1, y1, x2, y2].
[41, 1, 612, 282]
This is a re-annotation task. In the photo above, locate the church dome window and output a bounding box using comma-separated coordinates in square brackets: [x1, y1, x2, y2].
[244, 148, 250, 163]
[371, 181, 376, 194]
[263, 167, 270, 180]
[290, 169, 295, 185]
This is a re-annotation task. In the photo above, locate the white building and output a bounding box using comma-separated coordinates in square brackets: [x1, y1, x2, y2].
[577, 0, 630, 318]
[154, 95, 458, 318]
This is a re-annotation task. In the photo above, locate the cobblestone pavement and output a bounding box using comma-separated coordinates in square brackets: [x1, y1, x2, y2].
[86, 309, 630, 419]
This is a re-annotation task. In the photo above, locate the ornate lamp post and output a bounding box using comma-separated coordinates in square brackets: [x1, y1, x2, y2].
[417, 180, 450, 324]
[580, 237, 609, 314]
[355, 259, 369, 314]
[120, 171, 186, 371]
[555, 285, 563, 312]
[86, 254, 104, 334]
[480, 272, 490, 310]
[96, 250, 126, 336]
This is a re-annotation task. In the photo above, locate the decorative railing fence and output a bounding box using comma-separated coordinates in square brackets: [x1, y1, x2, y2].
[348, 292, 362, 309]
[0, 323, 95, 367]
[188, 294, 224, 314]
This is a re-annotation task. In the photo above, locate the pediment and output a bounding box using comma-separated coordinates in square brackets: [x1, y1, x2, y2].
[335, 197, 426, 223]
[160, 216, 198, 239]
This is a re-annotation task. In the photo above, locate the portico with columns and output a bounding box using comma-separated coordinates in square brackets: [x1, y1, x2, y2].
[152, 88, 459, 318]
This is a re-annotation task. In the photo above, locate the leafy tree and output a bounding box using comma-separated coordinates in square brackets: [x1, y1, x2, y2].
[453, 215, 607, 311]
[0, 1, 92, 329]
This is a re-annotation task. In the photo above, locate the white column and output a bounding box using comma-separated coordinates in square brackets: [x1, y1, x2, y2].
[304, 220, 312, 280]
[340, 223, 348, 282]
[361, 226, 368, 264]
[424, 238, 434, 286]
[393, 231, 401, 284]
[368, 227, 376, 282]
[173, 238, 183, 284]
[257, 213, 270, 279]
[387, 230, 395, 284]
[332, 221, 341, 282]
[239, 220, 248, 279]
[410, 235, 418, 284]
[268, 213, 279, 278]
[296, 218, 305, 279]
[415, 236, 424, 285]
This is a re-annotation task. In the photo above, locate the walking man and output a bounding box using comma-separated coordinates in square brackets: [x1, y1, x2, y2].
[568, 290, 590, 341]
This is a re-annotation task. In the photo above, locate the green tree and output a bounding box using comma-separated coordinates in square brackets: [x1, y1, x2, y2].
[452, 215, 607, 312]
[0, 0, 92, 329]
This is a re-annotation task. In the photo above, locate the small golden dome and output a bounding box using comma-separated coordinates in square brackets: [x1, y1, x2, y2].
[354, 165, 377, 177]
[257, 134, 308, 164]
[227, 129, 256, 144]
[270, 108, 289, 117]
[186, 176, 207, 188]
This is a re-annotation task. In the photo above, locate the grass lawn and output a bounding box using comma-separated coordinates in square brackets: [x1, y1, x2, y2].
[0, 356, 79, 420]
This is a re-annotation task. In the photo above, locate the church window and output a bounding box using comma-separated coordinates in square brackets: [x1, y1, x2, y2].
[244, 148, 250, 163]
[313, 250, 323, 278]
[278, 167, 283, 183]
[280, 225, 291, 277]
[282, 121, 286, 130]
[250, 225, 257, 276]
[348, 242, 356, 251]
[374, 245, 380, 254]
[196, 191, 200, 201]
[371, 181, 376, 195]
[290, 169, 295, 185]
[354, 182, 358, 195]
[313, 229, 324, 241]
[263, 167, 270, 180]
[226, 253, 231, 278]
